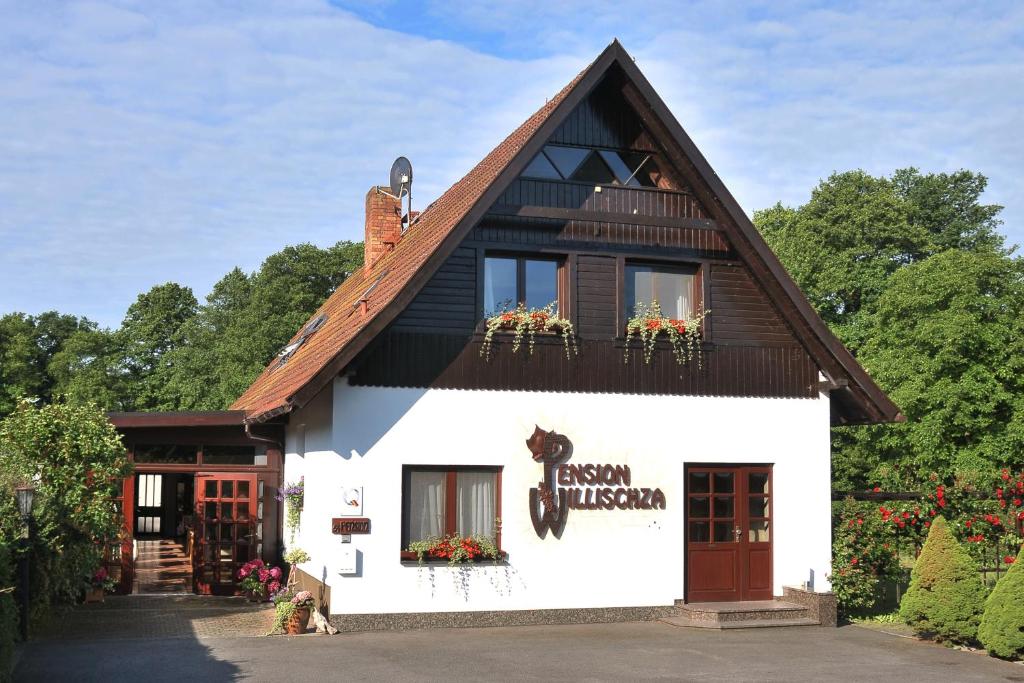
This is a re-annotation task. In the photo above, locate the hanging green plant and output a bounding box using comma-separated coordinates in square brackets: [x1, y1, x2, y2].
[276, 477, 304, 542]
[480, 301, 576, 360]
[624, 300, 708, 367]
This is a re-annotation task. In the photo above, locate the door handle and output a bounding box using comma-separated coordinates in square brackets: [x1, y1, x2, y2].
[734, 526, 742, 541]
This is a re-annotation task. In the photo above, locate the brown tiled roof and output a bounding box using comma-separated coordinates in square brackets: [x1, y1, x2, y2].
[232, 40, 902, 425]
[230, 55, 594, 420]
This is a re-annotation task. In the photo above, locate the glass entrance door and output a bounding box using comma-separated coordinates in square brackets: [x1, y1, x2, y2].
[193, 472, 257, 595]
[686, 465, 773, 602]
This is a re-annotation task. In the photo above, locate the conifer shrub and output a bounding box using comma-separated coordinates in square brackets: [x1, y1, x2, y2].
[979, 548, 1024, 659]
[899, 515, 987, 642]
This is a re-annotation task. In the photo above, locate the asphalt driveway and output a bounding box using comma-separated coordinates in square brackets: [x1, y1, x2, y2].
[15, 619, 1024, 682]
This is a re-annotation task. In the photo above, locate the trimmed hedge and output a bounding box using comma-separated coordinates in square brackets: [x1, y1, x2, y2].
[979, 547, 1024, 659]
[899, 516, 987, 643]
[0, 542, 15, 683]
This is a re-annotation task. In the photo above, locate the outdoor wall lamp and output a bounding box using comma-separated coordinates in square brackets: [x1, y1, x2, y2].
[15, 483, 35, 523]
[14, 483, 35, 642]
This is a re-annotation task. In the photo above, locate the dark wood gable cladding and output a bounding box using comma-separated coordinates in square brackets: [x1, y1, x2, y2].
[351, 70, 820, 401]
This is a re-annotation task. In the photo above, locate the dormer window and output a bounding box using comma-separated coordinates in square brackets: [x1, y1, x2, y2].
[522, 144, 662, 187]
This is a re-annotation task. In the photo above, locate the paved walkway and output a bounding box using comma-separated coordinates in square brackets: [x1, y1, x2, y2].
[39, 594, 275, 640]
[17, 614, 1024, 681]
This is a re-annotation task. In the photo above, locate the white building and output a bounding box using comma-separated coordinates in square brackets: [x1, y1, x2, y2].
[231, 40, 902, 630]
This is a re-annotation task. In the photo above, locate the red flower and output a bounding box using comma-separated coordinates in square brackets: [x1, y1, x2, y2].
[965, 520, 972, 528]
[902, 511, 910, 519]
[857, 518, 863, 526]
[1014, 498, 1022, 507]
[646, 319, 662, 331]
[851, 557, 858, 565]
[1005, 556, 1016, 565]
[873, 486, 881, 493]
[1002, 470, 1011, 481]
[897, 521, 906, 528]
[1000, 499, 1008, 508]
[924, 521, 931, 527]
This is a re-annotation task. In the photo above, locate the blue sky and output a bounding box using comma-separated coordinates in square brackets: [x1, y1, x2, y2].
[1, 1, 1021, 328]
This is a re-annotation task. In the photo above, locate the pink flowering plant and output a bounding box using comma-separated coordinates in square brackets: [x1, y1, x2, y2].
[90, 566, 116, 592]
[270, 589, 316, 634]
[237, 558, 282, 601]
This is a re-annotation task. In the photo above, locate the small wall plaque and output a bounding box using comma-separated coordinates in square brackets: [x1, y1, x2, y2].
[332, 517, 370, 534]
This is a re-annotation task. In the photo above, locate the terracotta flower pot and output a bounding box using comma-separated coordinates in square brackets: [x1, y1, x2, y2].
[285, 607, 311, 634]
[84, 587, 105, 604]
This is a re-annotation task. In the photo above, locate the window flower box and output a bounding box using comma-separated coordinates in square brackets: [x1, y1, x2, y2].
[404, 534, 502, 566]
[624, 300, 708, 367]
[480, 302, 576, 360]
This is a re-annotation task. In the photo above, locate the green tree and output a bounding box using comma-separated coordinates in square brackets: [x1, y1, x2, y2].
[118, 282, 198, 410]
[756, 168, 1005, 349]
[157, 241, 362, 409]
[0, 400, 131, 626]
[48, 328, 126, 411]
[899, 516, 987, 642]
[836, 250, 1024, 484]
[0, 312, 94, 416]
[979, 548, 1024, 659]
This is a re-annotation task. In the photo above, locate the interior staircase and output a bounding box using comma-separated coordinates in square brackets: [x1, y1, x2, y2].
[660, 599, 819, 629]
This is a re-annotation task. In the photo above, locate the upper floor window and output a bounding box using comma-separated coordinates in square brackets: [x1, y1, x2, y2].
[522, 144, 663, 188]
[626, 263, 697, 320]
[484, 255, 560, 313]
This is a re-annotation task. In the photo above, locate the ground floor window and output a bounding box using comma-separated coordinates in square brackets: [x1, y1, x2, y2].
[402, 466, 501, 546]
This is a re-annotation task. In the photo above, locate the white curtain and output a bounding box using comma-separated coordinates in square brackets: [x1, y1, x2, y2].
[408, 471, 446, 542]
[456, 471, 496, 538]
[654, 271, 693, 319]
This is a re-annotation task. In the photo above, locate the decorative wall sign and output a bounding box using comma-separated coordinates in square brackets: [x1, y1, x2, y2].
[339, 486, 363, 516]
[527, 425, 666, 540]
[332, 518, 371, 534]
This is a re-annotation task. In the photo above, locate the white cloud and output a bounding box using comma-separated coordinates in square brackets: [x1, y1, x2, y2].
[0, 0, 1020, 327]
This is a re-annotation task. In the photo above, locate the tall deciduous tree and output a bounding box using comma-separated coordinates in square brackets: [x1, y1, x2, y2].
[756, 168, 1013, 487]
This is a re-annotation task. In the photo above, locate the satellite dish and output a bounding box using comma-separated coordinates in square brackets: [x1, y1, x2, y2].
[389, 156, 413, 198]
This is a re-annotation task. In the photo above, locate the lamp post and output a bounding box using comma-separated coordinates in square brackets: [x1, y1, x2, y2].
[14, 484, 34, 642]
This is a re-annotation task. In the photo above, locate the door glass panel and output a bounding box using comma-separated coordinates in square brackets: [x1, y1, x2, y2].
[219, 523, 233, 541]
[713, 472, 734, 493]
[749, 497, 769, 518]
[713, 496, 734, 518]
[204, 502, 217, 519]
[204, 523, 215, 541]
[221, 481, 234, 498]
[218, 545, 233, 561]
[713, 521, 735, 543]
[237, 480, 250, 499]
[688, 496, 709, 517]
[749, 473, 769, 495]
[689, 521, 710, 543]
[204, 480, 217, 498]
[220, 503, 233, 520]
[237, 505, 249, 521]
[750, 521, 770, 543]
[689, 472, 710, 494]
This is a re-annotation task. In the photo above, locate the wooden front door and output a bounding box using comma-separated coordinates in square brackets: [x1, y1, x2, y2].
[686, 465, 772, 602]
[193, 472, 258, 595]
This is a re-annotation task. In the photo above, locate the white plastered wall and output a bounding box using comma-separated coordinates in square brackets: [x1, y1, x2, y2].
[283, 378, 832, 615]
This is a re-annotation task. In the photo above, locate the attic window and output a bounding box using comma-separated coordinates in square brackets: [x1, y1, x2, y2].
[275, 313, 329, 367]
[353, 270, 389, 309]
[522, 145, 661, 187]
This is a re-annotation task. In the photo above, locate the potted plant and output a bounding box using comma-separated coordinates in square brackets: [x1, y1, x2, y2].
[85, 566, 115, 603]
[236, 559, 282, 601]
[271, 589, 315, 635]
[480, 301, 576, 360]
[276, 478, 304, 543]
[624, 300, 708, 367]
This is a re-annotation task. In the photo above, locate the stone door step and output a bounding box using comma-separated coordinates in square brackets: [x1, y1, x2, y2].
[660, 615, 820, 629]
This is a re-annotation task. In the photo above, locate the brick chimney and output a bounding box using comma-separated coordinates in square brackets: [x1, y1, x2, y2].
[364, 186, 403, 272]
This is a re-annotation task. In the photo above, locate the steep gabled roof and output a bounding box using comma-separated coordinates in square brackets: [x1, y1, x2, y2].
[232, 40, 902, 426]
